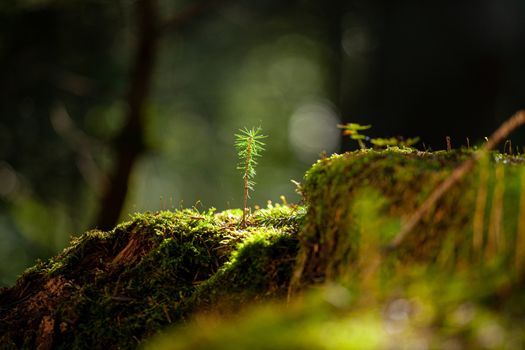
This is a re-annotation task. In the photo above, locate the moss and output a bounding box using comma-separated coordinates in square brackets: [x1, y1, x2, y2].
[3, 148, 525, 349]
[146, 288, 387, 350]
[146, 269, 525, 350]
[0, 205, 304, 349]
[291, 149, 525, 290]
[185, 227, 299, 315]
[143, 150, 525, 350]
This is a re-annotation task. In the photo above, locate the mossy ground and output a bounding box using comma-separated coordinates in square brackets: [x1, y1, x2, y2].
[2, 148, 525, 349]
[0, 205, 303, 349]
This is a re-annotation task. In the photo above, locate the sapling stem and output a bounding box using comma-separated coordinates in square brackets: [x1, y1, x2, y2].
[235, 127, 266, 227]
[242, 141, 251, 222]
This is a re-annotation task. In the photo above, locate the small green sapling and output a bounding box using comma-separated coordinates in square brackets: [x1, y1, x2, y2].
[338, 122, 419, 149]
[235, 127, 267, 227]
[337, 123, 371, 149]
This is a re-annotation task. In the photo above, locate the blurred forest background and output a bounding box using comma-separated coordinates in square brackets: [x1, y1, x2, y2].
[1, 0, 525, 286]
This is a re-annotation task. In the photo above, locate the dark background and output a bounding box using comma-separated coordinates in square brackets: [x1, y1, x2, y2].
[1, 0, 524, 285]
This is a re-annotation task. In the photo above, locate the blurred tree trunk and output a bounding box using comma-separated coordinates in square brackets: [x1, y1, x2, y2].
[94, 0, 224, 230]
[95, 0, 158, 230]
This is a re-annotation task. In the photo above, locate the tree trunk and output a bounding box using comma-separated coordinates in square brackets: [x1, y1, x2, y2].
[95, 0, 158, 230]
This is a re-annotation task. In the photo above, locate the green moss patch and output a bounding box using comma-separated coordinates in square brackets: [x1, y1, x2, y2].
[3, 149, 525, 349]
[146, 269, 525, 350]
[292, 149, 525, 290]
[0, 205, 303, 349]
[146, 149, 525, 350]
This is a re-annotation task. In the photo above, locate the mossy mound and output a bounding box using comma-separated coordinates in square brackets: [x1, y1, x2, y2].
[147, 268, 525, 349]
[3, 149, 525, 349]
[0, 205, 303, 349]
[292, 149, 525, 290]
[148, 149, 525, 349]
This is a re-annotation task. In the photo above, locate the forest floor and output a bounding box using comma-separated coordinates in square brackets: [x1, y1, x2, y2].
[2, 148, 525, 349]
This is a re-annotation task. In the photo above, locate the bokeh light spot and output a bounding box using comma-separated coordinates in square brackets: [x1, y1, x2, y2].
[288, 101, 341, 163]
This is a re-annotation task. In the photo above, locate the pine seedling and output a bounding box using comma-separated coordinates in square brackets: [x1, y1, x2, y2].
[235, 127, 267, 227]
